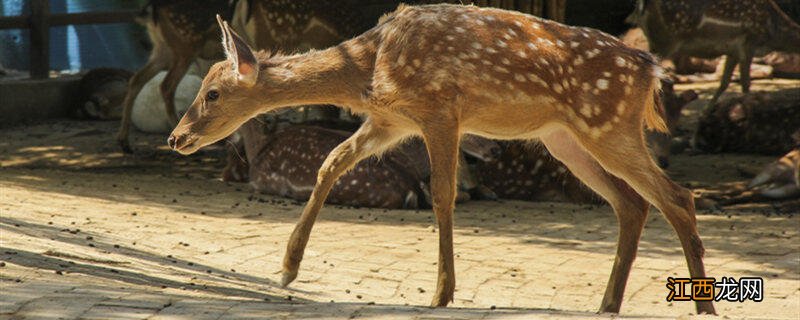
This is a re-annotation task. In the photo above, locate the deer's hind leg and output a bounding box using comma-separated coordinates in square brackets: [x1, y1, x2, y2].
[540, 130, 650, 313]
[738, 48, 755, 94]
[281, 118, 410, 286]
[576, 127, 716, 315]
[709, 55, 738, 107]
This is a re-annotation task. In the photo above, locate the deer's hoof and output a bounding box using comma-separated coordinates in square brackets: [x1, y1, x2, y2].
[597, 305, 620, 314]
[118, 138, 133, 154]
[281, 270, 298, 287]
[429, 289, 454, 307]
[429, 296, 451, 307]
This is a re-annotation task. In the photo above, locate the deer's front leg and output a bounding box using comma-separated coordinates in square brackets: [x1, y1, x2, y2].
[281, 119, 407, 286]
[422, 125, 461, 307]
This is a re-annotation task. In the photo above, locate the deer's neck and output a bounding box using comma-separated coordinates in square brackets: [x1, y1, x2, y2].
[258, 37, 376, 111]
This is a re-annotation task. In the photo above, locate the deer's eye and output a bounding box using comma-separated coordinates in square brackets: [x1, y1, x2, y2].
[206, 90, 220, 101]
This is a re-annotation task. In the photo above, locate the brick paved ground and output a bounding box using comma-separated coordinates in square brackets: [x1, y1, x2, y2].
[1, 115, 798, 319]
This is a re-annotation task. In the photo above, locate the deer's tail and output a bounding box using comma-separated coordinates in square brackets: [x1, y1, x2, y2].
[644, 57, 669, 133]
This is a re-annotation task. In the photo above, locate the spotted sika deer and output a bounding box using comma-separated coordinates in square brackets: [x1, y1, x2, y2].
[232, 0, 373, 51]
[234, 119, 421, 209]
[747, 148, 800, 199]
[476, 141, 602, 203]
[169, 5, 715, 314]
[631, 0, 800, 107]
[116, 0, 235, 153]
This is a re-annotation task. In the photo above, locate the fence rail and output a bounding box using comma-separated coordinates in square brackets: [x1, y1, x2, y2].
[0, 0, 563, 79]
[0, 0, 138, 79]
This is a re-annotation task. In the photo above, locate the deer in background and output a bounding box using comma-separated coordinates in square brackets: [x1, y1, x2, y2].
[224, 119, 500, 208]
[693, 88, 800, 155]
[630, 0, 800, 107]
[74, 68, 133, 120]
[475, 141, 602, 203]
[646, 80, 698, 168]
[747, 147, 800, 200]
[231, 0, 373, 51]
[117, 0, 374, 153]
[703, 141, 799, 205]
[169, 6, 715, 314]
[116, 0, 235, 153]
[232, 119, 421, 209]
[472, 0, 567, 22]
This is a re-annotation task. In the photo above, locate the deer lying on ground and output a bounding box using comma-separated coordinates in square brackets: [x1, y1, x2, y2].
[233, 119, 421, 209]
[701, 145, 800, 206]
[693, 88, 800, 155]
[169, 6, 715, 314]
[748, 148, 800, 199]
[74, 68, 132, 120]
[631, 0, 800, 107]
[475, 141, 602, 203]
[223, 119, 500, 208]
[116, 0, 235, 153]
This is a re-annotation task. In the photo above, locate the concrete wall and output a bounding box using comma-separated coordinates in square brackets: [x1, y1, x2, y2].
[0, 76, 81, 127]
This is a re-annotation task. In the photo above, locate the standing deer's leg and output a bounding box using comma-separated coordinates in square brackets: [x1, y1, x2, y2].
[738, 49, 754, 94]
[541, 130, 649, 313]
[116, 49, 170, 153]
[421, 123, 460, 307]
[281, 119, 409, 286]
[580, 130, 716, 315]
[160, 51, 194, 126]
[709, 55, 738, 107]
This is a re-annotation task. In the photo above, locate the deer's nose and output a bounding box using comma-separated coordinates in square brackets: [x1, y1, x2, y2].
[167, 135, 179, 149]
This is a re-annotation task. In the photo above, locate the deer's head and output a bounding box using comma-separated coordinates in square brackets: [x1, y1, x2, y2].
[169, 16, 271, 155]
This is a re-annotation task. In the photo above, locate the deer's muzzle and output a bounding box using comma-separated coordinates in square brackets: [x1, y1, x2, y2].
[167, 133, 198, 154]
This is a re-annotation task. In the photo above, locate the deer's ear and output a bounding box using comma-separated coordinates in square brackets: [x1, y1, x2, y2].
[217, 15, 233, 60]
[221, 21, 258, 87]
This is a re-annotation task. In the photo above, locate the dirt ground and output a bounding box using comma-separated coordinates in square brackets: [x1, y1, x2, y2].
[1, 79, 799, 319]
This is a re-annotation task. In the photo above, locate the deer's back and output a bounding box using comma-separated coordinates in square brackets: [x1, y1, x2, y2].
[366, 4, 659, 140]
